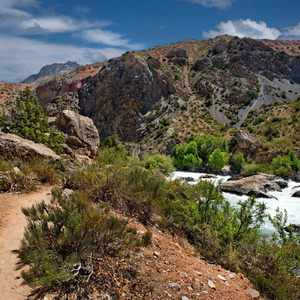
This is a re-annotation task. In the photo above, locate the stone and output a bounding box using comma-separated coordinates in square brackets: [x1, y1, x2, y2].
[292, 190, 300, 198]
[220, 174, 282, 198]
[180, 177, 195, 182]
[207, 280, 216, 290]
[0, 132, 61, 161]
[217, 275, 226, 282]
[51, 110, 100, 158]
[153, 251, 160, 257]
[274, 180, 288, 188]
[234, 130, 262, 159]
[246, 287, 260, 299]
[292, 171, 300, 182]
[0, 172, 12, 192]
[180, 272, 188, 278]
[181, 296, 191, 300]
[168, 282, 181, 291]
[103, 294, 111, 300]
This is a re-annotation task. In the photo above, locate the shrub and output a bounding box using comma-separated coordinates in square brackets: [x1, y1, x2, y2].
[19, 190, 150, 296]
[208, 148, 228, 171]
[243, 163, 261, 176]
[230, 152, 245, 172]
[142, 153, 175, 175]
[271, 155, 292, 179]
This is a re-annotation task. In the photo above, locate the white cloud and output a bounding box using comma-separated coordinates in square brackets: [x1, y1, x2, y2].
[0, 35, 126, 82]
[180, 0, 233, 9]
[20, 17, 94, 33]
[79, 29, 144, 50]
[203, 19, 281, 39]
[284, 23, 300, 36]
[0, 0, 39, 17]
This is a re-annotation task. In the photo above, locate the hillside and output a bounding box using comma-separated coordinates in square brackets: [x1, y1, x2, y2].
[29, 36, 299, 156]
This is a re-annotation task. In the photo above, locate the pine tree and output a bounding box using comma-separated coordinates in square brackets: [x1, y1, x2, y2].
[10, 86, 65, 153]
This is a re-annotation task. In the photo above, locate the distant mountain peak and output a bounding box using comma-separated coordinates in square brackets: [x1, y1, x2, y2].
[277, 35, 300, 41]
[21, 61, 81, 84]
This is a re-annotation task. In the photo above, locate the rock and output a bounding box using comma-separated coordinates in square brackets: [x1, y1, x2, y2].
[207, 280, 216, 290]
[0, 132, 61, 161]
[220, 174, 282, 198]
[166, 139, 176, 156]
[62, 189, 75, 198]
[246, 287, 260, 299]
[217, 275, 226, 282]
[274, 179, 288, 188]
[153, 251, 160, 257]
[221, 165, 231, 175]
[168, 282, 181, 291]
[180, 272, 188, 278]
[103, 294, 111, 300]
[292, 190, 300, 197]
[0, 172, 12, 192]
[51, 110, 100, 158]
[181, 296, 191, 300]
[292, 171, 300, 182]
[180, 177, 195, 182]
[234, 130, 262, 159]
[199, 174, 217, 179]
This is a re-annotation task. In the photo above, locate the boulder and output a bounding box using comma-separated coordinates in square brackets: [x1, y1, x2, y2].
[292, 190, 300, 198]
[233, 130, 262, 159]
[0, 132, 61, 161]
[220, 174, 282, 198]
[293, 171, 300, 182]
[51, 110, 100, 158]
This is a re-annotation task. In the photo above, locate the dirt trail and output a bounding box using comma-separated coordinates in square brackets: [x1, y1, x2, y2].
[0, 186, 53, 300]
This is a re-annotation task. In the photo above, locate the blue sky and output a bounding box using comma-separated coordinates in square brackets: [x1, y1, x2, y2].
[1, 0, 299, 82]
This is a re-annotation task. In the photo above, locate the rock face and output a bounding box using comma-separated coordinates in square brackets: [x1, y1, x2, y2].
[0, 132, 60, 161]
[50, 110, 99, 158]
[77, 52, 179, 142]
[234, 130, 262, 159]
[220, 174, 282, 198]
[37, 52, 180, 142]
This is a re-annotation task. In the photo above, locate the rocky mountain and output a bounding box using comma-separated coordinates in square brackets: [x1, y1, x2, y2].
[21, 61, 81, 85]
[28, 36, 300, 154]
[277, 35, 300, 41]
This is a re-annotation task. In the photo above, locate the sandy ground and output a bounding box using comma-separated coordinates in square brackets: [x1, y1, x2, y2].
[0, 186, 52, 300]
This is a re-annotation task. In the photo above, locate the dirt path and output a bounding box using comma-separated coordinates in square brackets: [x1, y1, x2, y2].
[0, 186, 53, 300]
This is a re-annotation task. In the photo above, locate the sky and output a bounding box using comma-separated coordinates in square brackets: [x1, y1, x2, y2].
[0, 0, 299, 82]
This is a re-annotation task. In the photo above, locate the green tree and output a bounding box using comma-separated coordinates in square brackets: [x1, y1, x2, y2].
[230, 152, 245, 172]
[288, 150, 300, 172]
[208, 148, 228, 171]
[10, 86, 65, 153]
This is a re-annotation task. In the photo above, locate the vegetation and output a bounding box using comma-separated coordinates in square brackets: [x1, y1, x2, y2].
[172, 134, 228, 171]
[0, 86, 65, 153]
[16, 143, 299, 299]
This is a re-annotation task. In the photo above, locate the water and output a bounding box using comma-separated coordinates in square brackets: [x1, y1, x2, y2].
[172, 171, 300, 233]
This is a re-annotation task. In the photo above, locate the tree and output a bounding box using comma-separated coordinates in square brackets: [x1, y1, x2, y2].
[10, 86, 65, 153]
[230, 152, 245, 172]
[208, 148, 228, 171]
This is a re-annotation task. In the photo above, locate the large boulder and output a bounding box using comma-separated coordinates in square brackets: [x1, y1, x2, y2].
[0, 132, 61, 161]
[234, 130, 263, 159]
[51, 110, 100, 158]
[220, 174, 282, 198]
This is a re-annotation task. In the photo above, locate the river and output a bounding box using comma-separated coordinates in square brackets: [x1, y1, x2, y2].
[172, 171, 300, 234]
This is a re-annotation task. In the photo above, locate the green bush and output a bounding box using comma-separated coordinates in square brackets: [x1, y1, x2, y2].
[230, 152, 245, 172]
[19, 190, 149, 295]
[271, 155, 292, 179]
[208, 148, 228, 171]
[142, 153, 175, 175]
[243, 163, 261, 176]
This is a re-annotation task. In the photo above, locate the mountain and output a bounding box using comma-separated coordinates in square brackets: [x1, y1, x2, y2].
[277, 35, 300, 41]
[34, 36, 300, 156]
[21, 61, 81, 85]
